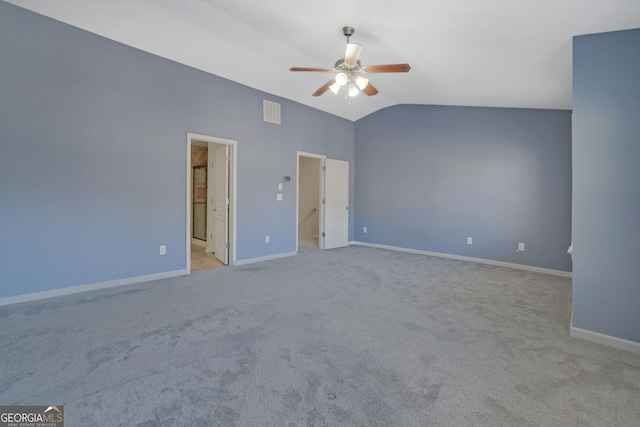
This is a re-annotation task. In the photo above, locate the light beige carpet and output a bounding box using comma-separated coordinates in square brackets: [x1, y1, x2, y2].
[1, 246, 638, 426]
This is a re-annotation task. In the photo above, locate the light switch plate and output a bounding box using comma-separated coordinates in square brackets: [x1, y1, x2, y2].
[277, 194, 283, 201]
[278, 183, 283, 191]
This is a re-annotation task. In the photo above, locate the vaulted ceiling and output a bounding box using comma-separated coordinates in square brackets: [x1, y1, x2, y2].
[6, 0, 640, 120]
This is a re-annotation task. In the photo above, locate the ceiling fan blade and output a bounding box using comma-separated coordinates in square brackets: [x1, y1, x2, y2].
[344, 43, 363, 65]
[290, 67, 336, 72]
[362, 63, 411, 73]
[312, 79, 337, 97]
[362, 82, 379, 96]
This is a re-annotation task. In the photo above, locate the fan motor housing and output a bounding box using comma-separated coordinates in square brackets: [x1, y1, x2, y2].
[335, 59, 361, 71]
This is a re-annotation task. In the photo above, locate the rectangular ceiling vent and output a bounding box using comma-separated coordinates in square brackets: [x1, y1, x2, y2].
[263, 100, 281, 125]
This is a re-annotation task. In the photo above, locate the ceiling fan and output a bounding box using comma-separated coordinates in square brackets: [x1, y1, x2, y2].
[290, 26, 411, 97]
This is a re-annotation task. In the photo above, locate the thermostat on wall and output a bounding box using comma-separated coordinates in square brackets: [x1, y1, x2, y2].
[283, 176, 291, 182]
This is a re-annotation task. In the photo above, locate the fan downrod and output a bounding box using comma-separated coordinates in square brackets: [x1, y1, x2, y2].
[343, 26, 355, 42]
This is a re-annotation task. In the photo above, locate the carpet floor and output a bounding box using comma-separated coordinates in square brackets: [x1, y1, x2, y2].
[1, 245, 639, 426]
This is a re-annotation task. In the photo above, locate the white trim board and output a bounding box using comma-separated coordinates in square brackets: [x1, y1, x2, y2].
[570, 327, 640, 354]
[234, 251, 297, 266]
[0, 270, 187, 307]
[350, 241, 572, 278]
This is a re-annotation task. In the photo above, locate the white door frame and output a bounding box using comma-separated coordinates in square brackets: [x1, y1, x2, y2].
[296, 151, 326, 251]
[187, 133, 237, 272]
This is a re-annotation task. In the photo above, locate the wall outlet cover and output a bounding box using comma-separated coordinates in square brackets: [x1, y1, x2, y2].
[467, 237, 473, 245]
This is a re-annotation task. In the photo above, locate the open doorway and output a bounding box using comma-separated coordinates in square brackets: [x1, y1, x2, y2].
[298, 155, 323, 249]
[187, 133, 237, 272]
[189, 143, 221, 271]
[297, 151, 350, 252]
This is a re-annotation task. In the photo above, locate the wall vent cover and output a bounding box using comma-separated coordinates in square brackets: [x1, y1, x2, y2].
[263, 100, 281, 125]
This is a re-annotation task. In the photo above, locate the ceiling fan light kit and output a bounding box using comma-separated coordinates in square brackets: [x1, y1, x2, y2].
[335, 72, 348, 86]
[348, 83, 360, 97]
[355, 76, 369, 90]
[290, 26, 411, 99]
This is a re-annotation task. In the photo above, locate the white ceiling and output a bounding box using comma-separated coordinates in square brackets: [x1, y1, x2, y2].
[6, 0, 640, 121]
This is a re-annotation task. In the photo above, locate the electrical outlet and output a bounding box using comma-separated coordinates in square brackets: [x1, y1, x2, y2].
[363, 227, 367, 233]
[276, 193, 283, 201]
[265, 235, 270, 243]
[518, 242, 525, 251]
[467, 237, 473, 245]
[159, 245, 166, 255]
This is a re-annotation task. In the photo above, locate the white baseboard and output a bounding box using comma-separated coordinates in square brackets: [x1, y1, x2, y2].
[234, 251, 297, 266]
[350, 241, 572, 278]
[570, 326, 640, 354]
[0, 269, 188, 307]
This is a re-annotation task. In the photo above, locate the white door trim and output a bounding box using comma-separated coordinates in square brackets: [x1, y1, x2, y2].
[296, 151, 326, 252]
[187, 133, 237, 272]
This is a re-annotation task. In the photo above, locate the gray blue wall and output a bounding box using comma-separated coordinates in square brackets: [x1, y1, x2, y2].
[0, 2, 354, 298]
[354, 105, 572, 272]
[8, 0, 627, 321]
[572, 28, 640, 343]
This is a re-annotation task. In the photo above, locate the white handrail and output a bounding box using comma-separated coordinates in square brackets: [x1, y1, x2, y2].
[299, 207, 317, 225]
